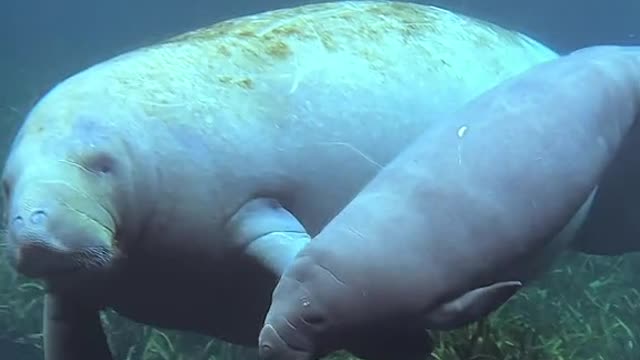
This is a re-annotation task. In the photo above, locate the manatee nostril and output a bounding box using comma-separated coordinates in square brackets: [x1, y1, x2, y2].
[259, 323, 311, 360]
[260, 343, 273, 356]
[29, 210, 47, 225]
[10, 210, 47, 230]
[12, 215, 24, 229]
[258, 324, 285, 360]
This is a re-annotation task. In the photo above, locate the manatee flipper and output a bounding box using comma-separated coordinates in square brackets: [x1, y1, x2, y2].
[225, 198, 311, 275]
[423, 281, 522, 330]
[44, 293, 112, 360]
[346, 326, 433, 360]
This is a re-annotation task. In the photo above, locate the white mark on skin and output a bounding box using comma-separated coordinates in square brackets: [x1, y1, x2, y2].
[301, 297, 311, 307]
[457, 125, 468, 138]
[289, 57, 302, 94]
[456, 125, 468, 165]
[316, 141, 383, 169]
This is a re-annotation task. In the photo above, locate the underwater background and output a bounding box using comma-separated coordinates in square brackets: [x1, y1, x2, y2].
[1, 0, 640, 359]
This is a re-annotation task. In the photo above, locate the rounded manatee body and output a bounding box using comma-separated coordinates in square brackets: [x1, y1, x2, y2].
[259, 46, 640, 360]
[1, 1, 558, 359]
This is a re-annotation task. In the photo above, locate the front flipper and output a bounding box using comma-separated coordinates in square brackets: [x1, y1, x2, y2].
[44, 293, 112, 360]
[225, 198, 311, 276]
[346, 326, 434, 360]
[423, 281, 522, 330]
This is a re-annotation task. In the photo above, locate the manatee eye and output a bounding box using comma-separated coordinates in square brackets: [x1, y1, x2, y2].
[84, 152, 117, 175]
[303, 314, 326, 326]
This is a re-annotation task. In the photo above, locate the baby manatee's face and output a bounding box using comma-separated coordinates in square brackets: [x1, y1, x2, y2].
[1, 110, 127, 286]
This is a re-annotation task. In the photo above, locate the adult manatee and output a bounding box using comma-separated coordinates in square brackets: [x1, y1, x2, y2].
[259, 45, 640, 360]
[0, 1, 558, 359]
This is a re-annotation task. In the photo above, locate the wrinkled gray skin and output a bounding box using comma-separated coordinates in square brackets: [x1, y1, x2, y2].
[259, 45, 640, 360]
[0, 2, 561, 359]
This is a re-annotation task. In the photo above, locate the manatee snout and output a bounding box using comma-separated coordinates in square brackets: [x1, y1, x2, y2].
[1, 114, 130, 283]
[8, 208, 59, 277]
[259, 264, 332, 360]
[4, 187, 115, 280]
[259, 324, 314, 360]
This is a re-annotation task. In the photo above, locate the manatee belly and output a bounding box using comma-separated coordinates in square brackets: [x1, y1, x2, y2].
[104, 256, 276, 346]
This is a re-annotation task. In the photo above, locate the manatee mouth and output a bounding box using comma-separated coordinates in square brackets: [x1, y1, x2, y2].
[7, 238, 115, 280]
[3, 198, 118, 281]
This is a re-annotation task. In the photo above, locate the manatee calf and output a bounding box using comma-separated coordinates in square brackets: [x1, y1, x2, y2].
[259, 45, 640, 360]
[0, 1, 558, 359]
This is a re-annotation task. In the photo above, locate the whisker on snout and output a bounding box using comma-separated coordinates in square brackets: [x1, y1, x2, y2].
[71, 246, 115, 272]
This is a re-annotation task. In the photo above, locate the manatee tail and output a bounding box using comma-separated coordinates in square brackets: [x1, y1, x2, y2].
[570, 121, 640, 256]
